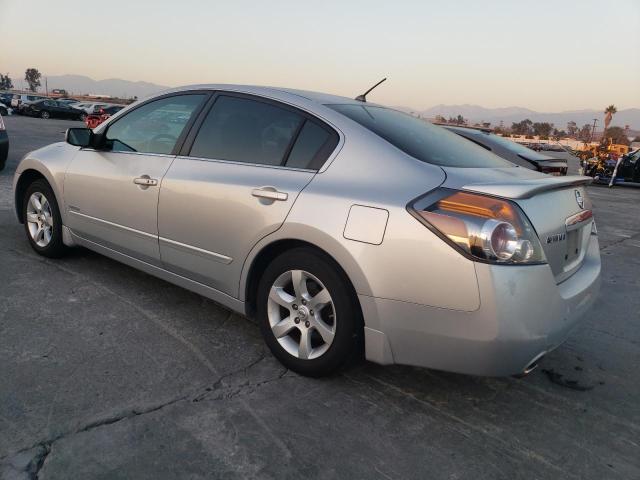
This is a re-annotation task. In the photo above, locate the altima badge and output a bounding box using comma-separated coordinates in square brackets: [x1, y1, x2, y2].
[546, 233, 566, 244]
[575, 190, 584, 209]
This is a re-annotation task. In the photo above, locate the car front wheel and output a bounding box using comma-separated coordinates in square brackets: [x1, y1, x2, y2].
[40, 110, 50, 119]
[257, 248, 361, 377]
[22, 179, 66, 258]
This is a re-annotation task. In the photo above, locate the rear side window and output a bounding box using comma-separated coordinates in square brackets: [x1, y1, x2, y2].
[190, 96, 303, 166]
[328, 104, 511, 168]
[285, 120, 338, 169]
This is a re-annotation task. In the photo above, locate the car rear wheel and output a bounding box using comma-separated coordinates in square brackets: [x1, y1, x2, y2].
[0, 106, 7, 116]
[40, 110, 50, 119]
[79, 113, 87, 121]
[22, 179, 66, 258]
[257, 248, 361, 377]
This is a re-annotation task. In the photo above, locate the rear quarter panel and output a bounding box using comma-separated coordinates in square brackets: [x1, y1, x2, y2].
[240, 129, 482, 317]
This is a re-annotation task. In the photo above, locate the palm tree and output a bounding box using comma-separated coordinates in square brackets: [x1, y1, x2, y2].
[601, 105, 618, 144]
[603, 104, 617, 133]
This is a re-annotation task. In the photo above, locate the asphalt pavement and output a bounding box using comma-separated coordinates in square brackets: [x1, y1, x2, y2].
[1, 115, 639, 479]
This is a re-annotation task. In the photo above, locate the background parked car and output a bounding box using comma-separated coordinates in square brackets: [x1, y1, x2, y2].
[619, 149, 640, 181]
[539, 143, 566, 152]
[11, 94, 48, 112]
[22, 99, 86, 120]
[56, 98, 80, 105]
[85, 105, 125, 128]
[69, 102, 109, 114]
[0, 114, 8, 171]
[603, 148, 640, 184]
[443, 125, 568, 175]
[0, 92, 14, 107]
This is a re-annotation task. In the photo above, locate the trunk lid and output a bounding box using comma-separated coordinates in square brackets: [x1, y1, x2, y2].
[442, 168, 594, 283]
[511, 183, 593, 283]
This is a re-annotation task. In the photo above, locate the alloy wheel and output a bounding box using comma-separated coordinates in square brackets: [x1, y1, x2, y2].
[26, 192, 54, 247]
[267, 269, 336, 360]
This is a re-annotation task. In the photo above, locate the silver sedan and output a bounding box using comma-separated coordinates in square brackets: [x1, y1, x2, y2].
[12, 85, 601, 377]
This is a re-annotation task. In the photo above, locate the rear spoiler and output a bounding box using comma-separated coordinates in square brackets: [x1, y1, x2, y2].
[461, 175, 592, 199]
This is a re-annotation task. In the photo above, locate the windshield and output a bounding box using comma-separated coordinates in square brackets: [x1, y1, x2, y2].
[327, 104, 512, 168]
[451, 128, 552, 161]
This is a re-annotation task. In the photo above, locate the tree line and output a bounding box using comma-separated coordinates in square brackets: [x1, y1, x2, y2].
[435, 105, 631, 146]
[0, 68, 43, 92]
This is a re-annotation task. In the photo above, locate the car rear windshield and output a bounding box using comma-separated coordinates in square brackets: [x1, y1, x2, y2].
[327, 104, 512, 168]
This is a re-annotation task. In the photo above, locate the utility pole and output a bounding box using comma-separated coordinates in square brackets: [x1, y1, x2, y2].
[45, 77, 48, 96]
[589, 118, 598, 143]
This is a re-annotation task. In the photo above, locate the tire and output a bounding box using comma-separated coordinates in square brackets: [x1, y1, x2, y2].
[40, 110, 50, 119]
[22, 179, 67, 258]
[0, 107, 7, 116]
[257, 247, 361, 377]
[79, 113, 87, 121]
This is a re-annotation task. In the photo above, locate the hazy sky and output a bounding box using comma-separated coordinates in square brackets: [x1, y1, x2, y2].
[1, 0, 639, 111]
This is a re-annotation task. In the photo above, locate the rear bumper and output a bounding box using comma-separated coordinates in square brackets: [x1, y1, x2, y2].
[362, 233, 601, 376]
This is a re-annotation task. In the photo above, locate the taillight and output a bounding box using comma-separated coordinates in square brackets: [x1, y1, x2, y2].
[408, 189, 546, 265]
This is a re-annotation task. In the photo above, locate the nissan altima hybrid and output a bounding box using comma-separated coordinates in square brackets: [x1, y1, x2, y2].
[13, 85, 601, 377]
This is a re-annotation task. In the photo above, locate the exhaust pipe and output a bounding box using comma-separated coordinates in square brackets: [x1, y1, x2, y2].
[514, 351, 546, 378]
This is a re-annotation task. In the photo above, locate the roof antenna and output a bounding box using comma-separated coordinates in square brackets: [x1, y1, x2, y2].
[355, 77, 387, 102]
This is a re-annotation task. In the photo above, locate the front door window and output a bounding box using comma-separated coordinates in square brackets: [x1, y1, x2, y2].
[105, 94, 205, 155]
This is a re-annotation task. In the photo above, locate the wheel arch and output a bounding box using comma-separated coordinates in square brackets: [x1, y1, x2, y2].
[13, 148, 72, 225]
[241, 236, 368, 326]
[14, 169, 51, 223]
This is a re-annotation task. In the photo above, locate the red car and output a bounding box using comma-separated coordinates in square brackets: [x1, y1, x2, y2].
[85, 105, 125, 129]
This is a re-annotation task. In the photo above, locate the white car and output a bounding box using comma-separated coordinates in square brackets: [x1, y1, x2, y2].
[11, 94, 48, 110]
[69, 102, 110, 114]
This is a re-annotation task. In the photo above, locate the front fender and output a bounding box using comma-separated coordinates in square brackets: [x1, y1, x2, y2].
[13, 142, 79, 223]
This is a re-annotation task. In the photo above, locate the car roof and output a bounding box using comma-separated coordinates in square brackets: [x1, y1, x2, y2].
[159, 84, 380, 108]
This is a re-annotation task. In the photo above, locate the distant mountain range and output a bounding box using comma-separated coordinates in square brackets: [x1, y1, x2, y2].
[396, 104, 640, 130]
[44, 75, 169, 99]
[37, 75, 640, 129]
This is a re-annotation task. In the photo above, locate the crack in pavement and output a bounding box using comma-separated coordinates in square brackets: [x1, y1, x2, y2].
[5, 246, 298, 464]
[0, 443, 50, 480]
[0, 393, 191, 471]
[599, 231, 640, 252]
[0, 355, 293, 478]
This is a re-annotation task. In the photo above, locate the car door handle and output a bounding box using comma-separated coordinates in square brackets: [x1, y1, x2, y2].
[251, 187, 288, 201]
[133, 176, 158, 187]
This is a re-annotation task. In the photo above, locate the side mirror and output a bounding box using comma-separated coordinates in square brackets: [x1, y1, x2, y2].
[65, 128, 93, 147]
